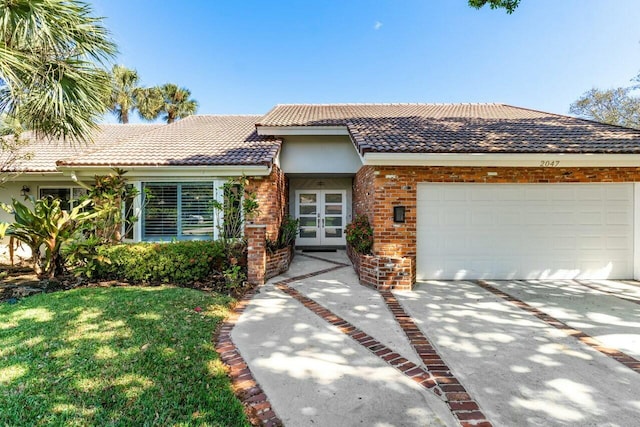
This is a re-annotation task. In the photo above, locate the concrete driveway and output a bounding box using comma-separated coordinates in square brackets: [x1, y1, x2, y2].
[229, 252, 640, 426]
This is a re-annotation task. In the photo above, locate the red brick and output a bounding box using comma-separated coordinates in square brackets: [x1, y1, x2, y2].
[449, 401, 480, 411]
[455, 411, 487, 421]
[353, 165, 640, 289]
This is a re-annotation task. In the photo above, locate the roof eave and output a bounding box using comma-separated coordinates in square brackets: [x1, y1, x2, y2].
[56, 164, 273, 178]
[363, 152, 640, 167]
[256, 125, 349, 136]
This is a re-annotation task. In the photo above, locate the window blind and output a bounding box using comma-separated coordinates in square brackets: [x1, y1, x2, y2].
[142, 182, 219, 240]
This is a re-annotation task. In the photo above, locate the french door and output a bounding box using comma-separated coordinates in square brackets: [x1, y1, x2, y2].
[295, 190, 346, 246]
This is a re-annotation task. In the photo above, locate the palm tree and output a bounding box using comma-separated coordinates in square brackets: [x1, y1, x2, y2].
[137, 83, 198, 124]
[0, 0, 116, 142]
[109, 65, 140, 124]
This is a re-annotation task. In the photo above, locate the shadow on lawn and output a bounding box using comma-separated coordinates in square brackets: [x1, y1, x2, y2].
[0, 286, 249, 426]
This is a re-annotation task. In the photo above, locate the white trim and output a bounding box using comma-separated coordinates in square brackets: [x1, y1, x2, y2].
[6, 172, 74, 182]
[295, 189, 347, 246]
[256, 126, 349, 136]
[131, 181, 143, 243]
[635, 183, 640, 280]
[363, 152, 640, 167]
[56, 165, 271, 179]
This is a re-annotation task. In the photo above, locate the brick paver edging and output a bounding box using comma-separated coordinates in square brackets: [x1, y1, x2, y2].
[574, 280, 640, 306]
[380, 290, 493, 427]
[214, 286, 283, 427]
[275, 282, 439, 388]
[274, 258, 493, 427]
[476, 280, 640, 374]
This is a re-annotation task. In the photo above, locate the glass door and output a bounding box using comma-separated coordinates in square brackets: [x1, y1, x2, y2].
[295, 190, 346, 246]
[296, 191, 321, 246]
[321, 191, 346, 245]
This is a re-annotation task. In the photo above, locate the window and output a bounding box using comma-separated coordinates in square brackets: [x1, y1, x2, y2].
[122, 184, 135, 240]
[39, 187, 87, 211]
[142, 182, 220, 240]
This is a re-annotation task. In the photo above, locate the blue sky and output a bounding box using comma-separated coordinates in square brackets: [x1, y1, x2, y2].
[91, 0, 640, 122]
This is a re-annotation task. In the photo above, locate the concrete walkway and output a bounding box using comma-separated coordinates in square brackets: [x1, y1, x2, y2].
[232, 252, 456, 426]
[231, 252, 640, 426]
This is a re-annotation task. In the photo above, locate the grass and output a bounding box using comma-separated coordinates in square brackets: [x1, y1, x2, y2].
[0, 286, 250, 426]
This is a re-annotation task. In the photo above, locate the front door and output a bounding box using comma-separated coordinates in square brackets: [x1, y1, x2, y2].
[295, 190, 346, 246]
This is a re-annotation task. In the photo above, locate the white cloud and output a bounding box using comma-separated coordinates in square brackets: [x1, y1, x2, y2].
[373, 21, 383, 30]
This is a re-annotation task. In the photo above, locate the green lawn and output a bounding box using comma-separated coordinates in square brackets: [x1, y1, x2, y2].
[0, 286, 250, 426]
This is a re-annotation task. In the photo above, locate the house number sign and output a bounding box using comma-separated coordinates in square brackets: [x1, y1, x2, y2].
[539, 160, 560, 167]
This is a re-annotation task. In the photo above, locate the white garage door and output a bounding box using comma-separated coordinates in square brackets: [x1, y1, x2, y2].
[417, 183, 634, 280]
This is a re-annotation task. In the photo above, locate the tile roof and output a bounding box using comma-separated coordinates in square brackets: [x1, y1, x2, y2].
[5, 124, 162, 172]
[58, 115, 281, 167]
[258, 103, 640, 154]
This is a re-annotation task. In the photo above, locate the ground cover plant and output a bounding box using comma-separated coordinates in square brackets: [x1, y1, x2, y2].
[0, 286, 250, 426]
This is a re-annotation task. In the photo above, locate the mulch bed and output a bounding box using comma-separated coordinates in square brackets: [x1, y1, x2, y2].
[0, 263, 252, 304]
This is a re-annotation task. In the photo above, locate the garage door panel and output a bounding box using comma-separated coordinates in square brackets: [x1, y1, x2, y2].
[606, 187, 631, 200]
[576, 186, 603, 200]
[471, 209, 494, 226]
[417, 183, 633, 280]
[606, 212, 632, 225]
[524, 187, 550, 201]
[444, 187, 468, 201]
[550, 188, 575, 201]
[444, 210, 466, 225]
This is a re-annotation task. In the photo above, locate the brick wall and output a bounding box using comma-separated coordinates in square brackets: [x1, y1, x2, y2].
[346, 244, 413, 290]
[352, 165, 640, 288]
[352, 165, 376, 224]
[265, 246, 294, 280]
[246, 225, 266, 285]
[246, 165, 288, 241]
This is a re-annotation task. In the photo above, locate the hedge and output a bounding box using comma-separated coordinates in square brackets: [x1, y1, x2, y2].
[94, 241, 229, 285]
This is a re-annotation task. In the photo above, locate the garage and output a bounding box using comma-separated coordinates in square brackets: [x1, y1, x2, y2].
[416, 183, 635, 280]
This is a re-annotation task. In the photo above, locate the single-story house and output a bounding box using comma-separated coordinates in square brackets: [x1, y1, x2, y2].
[4, 103, 640, 288]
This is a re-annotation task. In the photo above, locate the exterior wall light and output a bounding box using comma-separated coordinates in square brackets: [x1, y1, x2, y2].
[393, 206, 405, 223]
[20, 185, 30, 197]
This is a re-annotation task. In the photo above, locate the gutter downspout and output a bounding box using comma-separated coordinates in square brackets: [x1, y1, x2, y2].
[70, 171, 92, 190]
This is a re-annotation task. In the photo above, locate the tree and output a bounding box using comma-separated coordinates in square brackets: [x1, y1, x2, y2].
[468, 0, 520, 13]
[108, 65, 140, 124]
[0, 114, 31, 186]
[570, 85, 640, 129]
[0, 0, 116, 143]
[137, 83, 198, 124]
[7, 197, 96, 278]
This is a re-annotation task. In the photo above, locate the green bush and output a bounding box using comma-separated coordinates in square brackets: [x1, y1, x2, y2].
[345, 214, 374, 255]
[93, 241, 234, 285]
[266, 216, 299, 252]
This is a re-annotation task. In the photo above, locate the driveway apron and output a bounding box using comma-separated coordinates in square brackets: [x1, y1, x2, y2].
[395, 280, 640, 427]
[479, 279, 640, 359]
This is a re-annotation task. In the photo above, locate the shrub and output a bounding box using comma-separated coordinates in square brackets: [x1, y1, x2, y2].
[92, 241, 237, 285]
[266, 216, 299, 252]
[7, 197, 96, 278]
[84, 168, 142, 243]
[345, 214, 373, 255]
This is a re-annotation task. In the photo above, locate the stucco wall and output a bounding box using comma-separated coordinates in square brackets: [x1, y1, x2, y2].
[0, 179, 80, 223]
[278, 135, 362, 174]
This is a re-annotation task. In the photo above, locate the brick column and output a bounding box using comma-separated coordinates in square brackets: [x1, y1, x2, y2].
[246, 224, 266, 285]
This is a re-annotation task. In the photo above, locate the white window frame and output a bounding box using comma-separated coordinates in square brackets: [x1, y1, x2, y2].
[141, 181, 225, 241]
[121, 182, 142, 242]
[38, 186, 87, 210]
